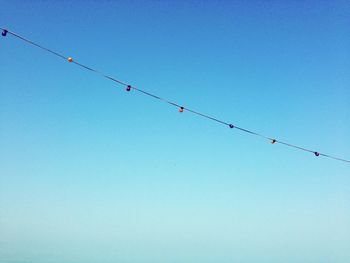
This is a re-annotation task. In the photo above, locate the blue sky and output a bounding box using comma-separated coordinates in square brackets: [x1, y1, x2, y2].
[1, 1, 349, 262]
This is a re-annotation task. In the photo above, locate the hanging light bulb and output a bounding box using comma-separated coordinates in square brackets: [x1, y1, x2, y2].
[179, 107, 184, 113]
[271, 139, 276, 144]
[1, 29, 8, 37]
[126, 85, 131, 92]
[67, 57, 73, 62]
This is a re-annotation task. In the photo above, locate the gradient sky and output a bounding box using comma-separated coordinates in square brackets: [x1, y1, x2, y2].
[1, 1, 350, 262]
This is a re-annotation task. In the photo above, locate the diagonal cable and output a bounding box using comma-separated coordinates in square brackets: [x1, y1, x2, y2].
[1, 27, 349, 164]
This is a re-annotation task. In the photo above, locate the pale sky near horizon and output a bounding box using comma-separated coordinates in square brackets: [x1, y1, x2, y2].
[1, 1, 350, 262]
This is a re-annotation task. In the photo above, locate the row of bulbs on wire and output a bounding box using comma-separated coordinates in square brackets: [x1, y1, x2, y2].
[1, 28, 346, 162]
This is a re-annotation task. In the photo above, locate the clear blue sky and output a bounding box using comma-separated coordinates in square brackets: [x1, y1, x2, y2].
[1, 1, 349, 262]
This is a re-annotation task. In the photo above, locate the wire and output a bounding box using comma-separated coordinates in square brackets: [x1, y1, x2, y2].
[1, 27, 349, 164]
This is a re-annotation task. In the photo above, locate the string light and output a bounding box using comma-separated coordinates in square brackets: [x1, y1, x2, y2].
[1, 27, 349, 164]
